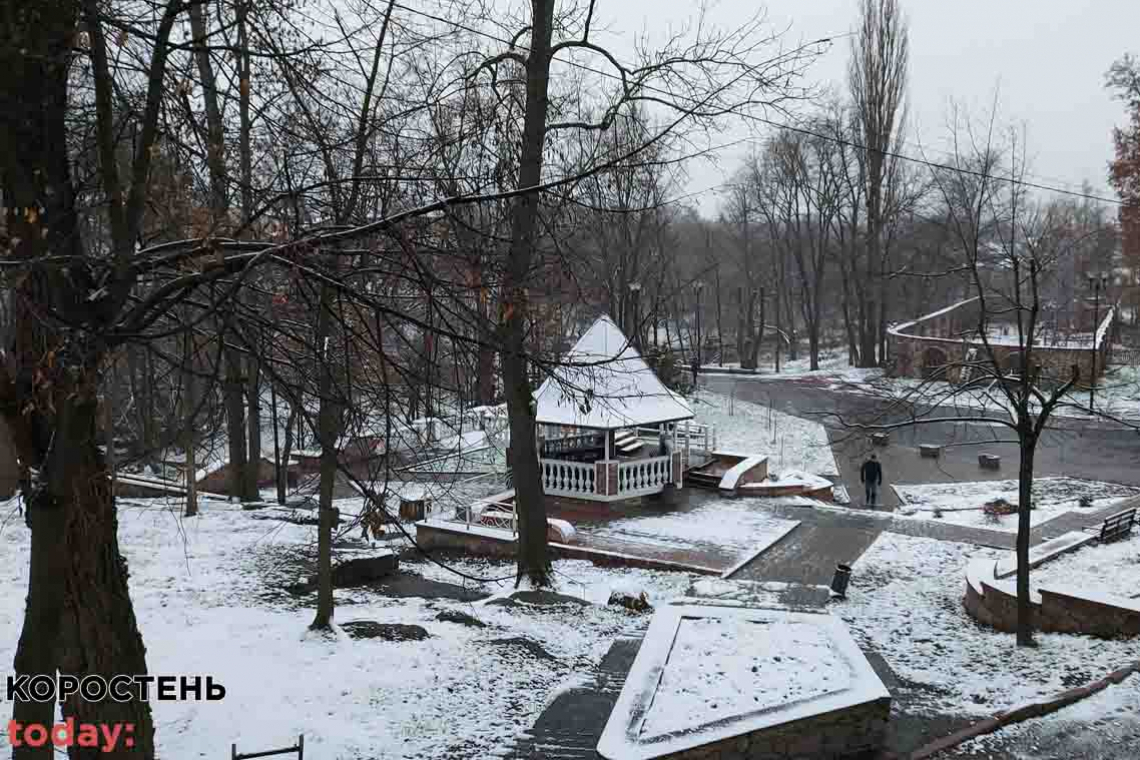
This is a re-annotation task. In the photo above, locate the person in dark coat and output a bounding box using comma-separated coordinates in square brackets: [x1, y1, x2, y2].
[690, 355, 700, 387]
[860, 453, 883, 507]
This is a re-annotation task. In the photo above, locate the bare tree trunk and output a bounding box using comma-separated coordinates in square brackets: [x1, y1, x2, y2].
[2, 1, 158, 751]
[280, 405, 297, 505]
[501, 0, 556, 588]
[312, 277, 340, 630]
[735, 286, 746, 364]
[183, 309, 199, 517]
[714, 264, 724, 363]
[245, 351, 261, 498]
[1015, 432, 1037, 646]
[475, 263, 496, 404]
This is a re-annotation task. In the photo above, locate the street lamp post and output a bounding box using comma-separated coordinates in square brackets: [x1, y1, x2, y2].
[629, 282, 642, 350]
[695, 281, 704, 365]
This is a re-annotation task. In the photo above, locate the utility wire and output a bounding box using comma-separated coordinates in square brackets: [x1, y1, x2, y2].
[392, 1, 1127, 208]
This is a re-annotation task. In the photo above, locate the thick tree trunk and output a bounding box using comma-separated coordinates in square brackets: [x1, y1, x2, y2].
[501, 0, 556, 588]
[1015, 432, 1037, 647]
[312, 276, 341, 630]
[2, 2, 154, 754]
[58, 424, 157, 758]
[224, 353, 252, 499]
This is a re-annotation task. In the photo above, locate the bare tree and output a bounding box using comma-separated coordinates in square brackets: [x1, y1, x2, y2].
[849, 0, 909, 367]
[848, 113, 1122, 647]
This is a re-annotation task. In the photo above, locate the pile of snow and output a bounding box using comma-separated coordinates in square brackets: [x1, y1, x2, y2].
[693, 392, 837, 477]
[836, 532, 1140, 718]
[893, 477, 1140, 534]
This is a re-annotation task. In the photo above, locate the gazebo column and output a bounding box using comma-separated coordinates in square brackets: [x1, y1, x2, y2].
[672, 423, 683, 488]
[596, 431, 618, 497]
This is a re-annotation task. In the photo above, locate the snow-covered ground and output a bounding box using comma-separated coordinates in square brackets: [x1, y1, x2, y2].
[1033, 531, 1140, 597]
[837, 532, 1140, 718]
[0, 496, 691, 760]
[892, 477, 1140, 534]
[692, 392, 838, 477]
[581, 496, 802, 563]
[702, 350, 881, 385]
[830, 361, 1140, 422]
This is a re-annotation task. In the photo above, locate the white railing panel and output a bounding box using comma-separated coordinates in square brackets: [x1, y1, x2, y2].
[539, 458, 598, 497]
[616, 455, 672, 497]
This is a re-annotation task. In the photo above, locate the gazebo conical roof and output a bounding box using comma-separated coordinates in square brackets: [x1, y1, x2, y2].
[534, 315, 693, 430]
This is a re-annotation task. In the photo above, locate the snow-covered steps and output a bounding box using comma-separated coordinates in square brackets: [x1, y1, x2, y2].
[684, 451, 769, 494]
[505, 634, 646, 760]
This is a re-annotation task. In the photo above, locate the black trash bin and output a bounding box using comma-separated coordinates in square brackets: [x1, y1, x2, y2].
[830, 563, 852, 598]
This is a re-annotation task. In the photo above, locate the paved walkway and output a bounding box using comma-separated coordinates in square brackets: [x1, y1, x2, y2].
[505, 633, 644, 760]
[733, 494, 1135, 584]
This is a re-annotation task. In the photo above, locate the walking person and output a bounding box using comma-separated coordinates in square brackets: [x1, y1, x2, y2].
[690, 355, 700, 388]
[860, 453, 883, 507]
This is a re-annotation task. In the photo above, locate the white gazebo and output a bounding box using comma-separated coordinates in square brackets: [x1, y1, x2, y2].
[533, 315, 712, 502]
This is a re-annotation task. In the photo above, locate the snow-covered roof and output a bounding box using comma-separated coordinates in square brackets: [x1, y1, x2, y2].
[534, 316, 693, 430]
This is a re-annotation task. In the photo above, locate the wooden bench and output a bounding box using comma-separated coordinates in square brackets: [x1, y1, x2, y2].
[870, 432, 889, 446]
[978, 453, 1000, 470]
[919, 444, 941, 459]
[1099, 508, 1137, 544]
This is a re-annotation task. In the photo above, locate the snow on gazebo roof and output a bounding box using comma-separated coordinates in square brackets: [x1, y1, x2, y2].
[534, 315, 693, 430]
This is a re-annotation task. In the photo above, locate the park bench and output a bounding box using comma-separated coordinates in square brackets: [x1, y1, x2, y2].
[1098, 508, 1137, 544]
[919, 444, 941, 459]
[871, 432, 889, 446]
[978, 453, 1000, 470]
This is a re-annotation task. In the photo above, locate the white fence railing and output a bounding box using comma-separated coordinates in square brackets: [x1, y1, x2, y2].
[616, 455, 671, 497]
[540, 458, 598, 498]
[633, 422, 716, 454]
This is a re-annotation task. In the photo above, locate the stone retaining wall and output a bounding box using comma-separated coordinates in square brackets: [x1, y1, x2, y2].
[414, 520, 722, 575]
[415, 521, 518, 558]
[661, 698, 891, 760]
[1038, 589, 1140, 638]
[965, 560, 1140, 639]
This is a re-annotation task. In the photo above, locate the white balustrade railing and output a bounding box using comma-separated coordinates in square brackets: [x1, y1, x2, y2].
[616, 455, 672, 497]
[539, 458, 598, 497]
